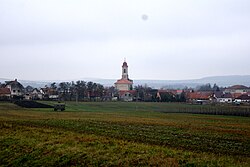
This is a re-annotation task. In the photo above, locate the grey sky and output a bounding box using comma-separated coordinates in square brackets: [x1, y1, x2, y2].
[0, 0, 250, 81]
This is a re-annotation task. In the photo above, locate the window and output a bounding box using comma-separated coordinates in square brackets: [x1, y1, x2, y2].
[123, 69, 126, 73]
[13, 90, 16, 93]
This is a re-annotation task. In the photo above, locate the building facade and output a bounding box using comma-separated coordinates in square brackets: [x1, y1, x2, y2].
[115, 60, 133, 91]
[5, 79, 24, 99]
[114, 60, 135, 101]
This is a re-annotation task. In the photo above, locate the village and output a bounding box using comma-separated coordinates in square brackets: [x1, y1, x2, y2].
[1, 0, 250, 166]
[0, 60, 250, 105]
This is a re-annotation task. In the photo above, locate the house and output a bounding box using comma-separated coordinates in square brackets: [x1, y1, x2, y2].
[224, 85, 250, 94]
[119, 90, 137, 102]
[155, 89, 186, 102]
[40, 87, 59, 100]
[24, 86, 33, 100]
[24, 88, 43, 100]
[0, 88, 11, 100]
[231, 92, 243, 99]
[156, 90, 175, 102]
[234, 94, 250, 103]
[25, 85, 34, 93]
[24, 93, 32, 100]
[186, 91, 214, 104]
[31, 88, 43, 100]
[114, 60, 134, 101]
[5, 79, 24, 99]
[214, 92, 233, 103]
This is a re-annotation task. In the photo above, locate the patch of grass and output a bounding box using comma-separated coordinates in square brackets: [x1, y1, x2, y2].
[1, 123, 247, 166]
[0, 101, 250, 166]
[38, 101, 250, 116]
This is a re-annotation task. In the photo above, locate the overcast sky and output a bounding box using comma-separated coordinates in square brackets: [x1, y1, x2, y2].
[0, 0, 250, 81]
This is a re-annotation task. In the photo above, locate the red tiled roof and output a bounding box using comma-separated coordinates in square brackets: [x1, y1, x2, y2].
[231, 93, 244, 98]
[227, 85, 249, 89]
[115, 79, 133, 84]
[41, 88, 58, 95]
[158, 89, 183, 95]
[176, 90, 183, 93]
[157, 91, 174, 96]
[236, 94, 250, 100]
[0, 88, 11, 95]
[118, 90, 137, 96]
[214, 92, 233, 98]
[187, 91, 213, 100]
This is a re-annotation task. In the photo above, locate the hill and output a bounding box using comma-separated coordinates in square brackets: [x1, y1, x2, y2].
[93, 75, 250, 89]
[1, 75, 250, 89]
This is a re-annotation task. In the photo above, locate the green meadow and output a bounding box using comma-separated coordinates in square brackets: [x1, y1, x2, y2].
[0, 102, 250, 166]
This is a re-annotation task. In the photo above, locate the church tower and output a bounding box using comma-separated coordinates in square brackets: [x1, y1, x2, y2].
[122, 61, 128, 80]
[114, 59, 135, 101]
[115, 59, 133, 91]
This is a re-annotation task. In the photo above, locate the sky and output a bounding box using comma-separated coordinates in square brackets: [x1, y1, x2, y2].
[0, 0, 250, 81]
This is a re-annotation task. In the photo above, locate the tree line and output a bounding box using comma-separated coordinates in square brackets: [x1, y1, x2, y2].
[24, 82, 228, 102]
[25, 81, 187, 102]
[44, 81, 113, 101]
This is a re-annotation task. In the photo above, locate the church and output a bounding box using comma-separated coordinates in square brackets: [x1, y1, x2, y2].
[115, 60, 136, 101]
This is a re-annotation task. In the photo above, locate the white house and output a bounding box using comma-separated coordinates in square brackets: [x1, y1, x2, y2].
[224, 85, 250, 94]
[5, 79, 24, 99]
[214, 92, 233, 103]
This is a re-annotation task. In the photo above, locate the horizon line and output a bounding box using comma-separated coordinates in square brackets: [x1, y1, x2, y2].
[1, 74, 250, 82]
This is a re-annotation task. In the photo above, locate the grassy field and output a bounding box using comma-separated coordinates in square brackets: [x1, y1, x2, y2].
[0, 102, 250, 166]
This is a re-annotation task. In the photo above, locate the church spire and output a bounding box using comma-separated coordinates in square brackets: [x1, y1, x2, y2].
[122, 59, 128, 79]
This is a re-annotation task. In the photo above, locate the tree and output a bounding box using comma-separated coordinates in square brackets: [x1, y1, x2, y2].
[134, 85, 144, 101]
[42, 80, 105, 102]
[50, 82, 57, 90]
[176, 92, 186, 102]
[86, 82, 104, 101]
[197, 83, 212, 91]
[87, 81, 94, 100]
[95, 84, 104, 98]
[75, 80, 87, 101]
[197, 83, 220, 92]
[159, 92, 175, 102]
[58, 82, 71, 101]
[102, 86, 117, 101]
[134, 84, 154, 101]
[212, 83, 220, 92]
